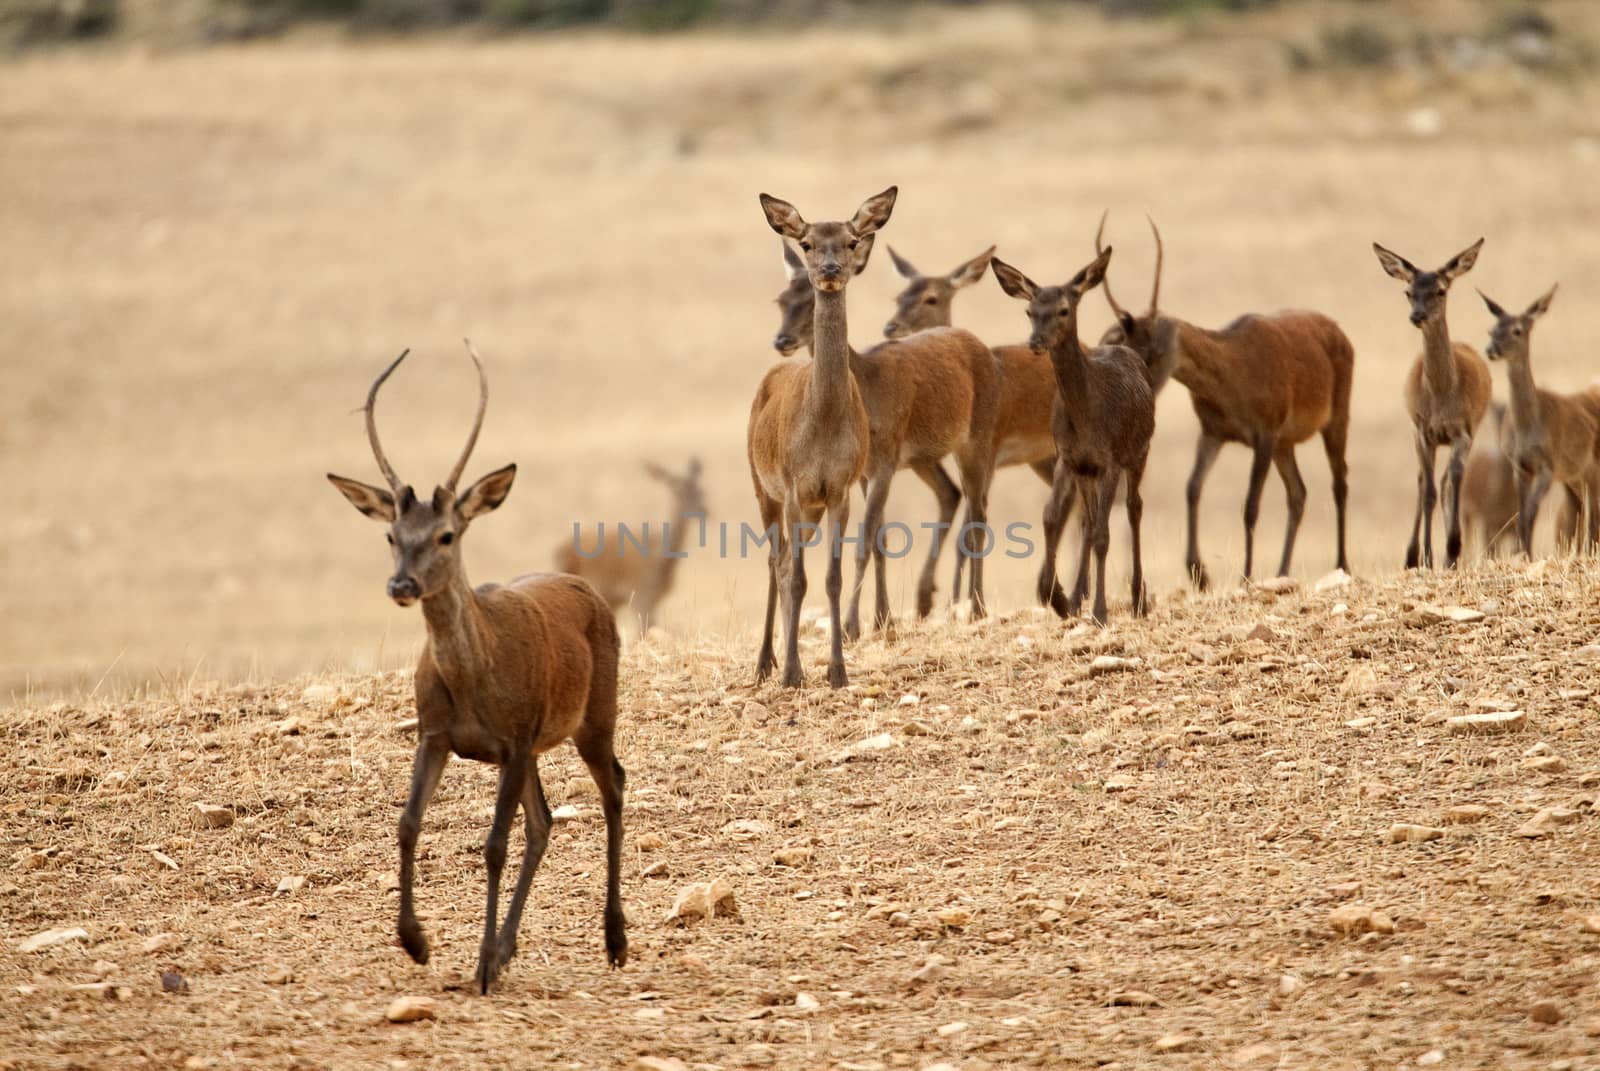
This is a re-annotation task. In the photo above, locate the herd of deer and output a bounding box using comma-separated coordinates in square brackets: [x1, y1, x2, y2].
[319, 188, 1600, 992]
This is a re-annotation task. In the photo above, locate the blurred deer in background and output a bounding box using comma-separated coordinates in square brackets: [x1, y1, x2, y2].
[1460, 403, 1520, 559]
[556, 458, 706, 634]
[327, 344, 627, 994]
[1372, 238, 1491, 569]
[1101, 216, 1354, 588]
[1479, 284, 1600, 555]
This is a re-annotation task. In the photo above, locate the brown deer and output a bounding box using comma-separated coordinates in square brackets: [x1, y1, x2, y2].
[1099, 216, 1354, 588]
[770, 242, 1001, 637]
[1372, 238, 1492, 569]
[1479, 284, 1600, 555]
[880, 244, 1059, 601]
[750, 187, 894, 688]
[327, 345, 626, 994]
[991, 247, 1154, 624]
[555, 458, 706, 633]
[1460, 403, 1520, 558]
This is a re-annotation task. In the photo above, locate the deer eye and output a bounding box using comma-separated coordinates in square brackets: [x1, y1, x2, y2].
[923, 296, 938, 306]
[438, 531, 455, 546]
[1058, 308, 1070, 318]
[799, 241, 813, 253]
[385, 532, 395, 545]
[847, 238, 858, 250]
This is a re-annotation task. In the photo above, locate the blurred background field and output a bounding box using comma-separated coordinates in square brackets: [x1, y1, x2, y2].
[5, 0, 1600, 696]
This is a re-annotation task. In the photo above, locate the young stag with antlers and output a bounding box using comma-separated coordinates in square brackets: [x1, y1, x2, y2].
[880, 244, 1060, 601]
[749, 188, 892, 688]
[556, 458, 706, 633]
[1372, 238, 1492, 569]
[991, 247, 1154, 624]
[769, 240, 1001, 638]
[1098, 217, 1353, 589]
[1479, 284, 1600, 555]
[328, 345, 626, 994]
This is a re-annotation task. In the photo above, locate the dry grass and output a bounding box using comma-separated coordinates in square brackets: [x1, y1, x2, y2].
[4, 560, 1600, 1068]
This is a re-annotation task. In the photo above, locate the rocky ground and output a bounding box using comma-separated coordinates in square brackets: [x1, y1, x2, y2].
[5, 560, 1600, 1069]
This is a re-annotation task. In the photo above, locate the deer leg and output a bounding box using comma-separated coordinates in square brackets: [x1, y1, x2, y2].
[575, 725, 628, 968]
[1067, 474, 1100, 619]
[1125, 455, 1149, 617]
[1185, 432, 1223, 590]
[1442, 433, 1472, 568]
[1037, 458, 1074, 618]
[957, 452, 994, 620]
[1410, 433, 1437, 569]
[781, 502, 811, 689]
[1321, 421, 1351, 574]
[910, 461, 961, 619]
[1520, 465, 1553, 559]
[846, 469, 886, 642]
[1587, 475, 1600, 552]
[755, 494, 782, 684]
[826, 496, 851, 688]
[494, 761, 552, 972]
[397, 737, 449, 967]
[1272, 445, 1308, 577]
[1089, 472, 1116, 625]
[949, 501, 968, 617]
[476, 750, 527, 995]
[1240, 438, 1274, 583]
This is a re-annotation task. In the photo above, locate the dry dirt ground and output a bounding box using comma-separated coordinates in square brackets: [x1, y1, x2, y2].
[6, 560, 1600, 1069]
[8, 3, 1600, 694]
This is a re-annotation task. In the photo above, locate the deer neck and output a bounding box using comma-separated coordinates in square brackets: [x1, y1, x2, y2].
[420, 568, 491, 688]
[649, 506, 697, 590]
[1503, 351, 1543, 437]
[1049, 310, 1095, 419]
[1419, 314, 1459, 395]
[808, 287, 855, 419]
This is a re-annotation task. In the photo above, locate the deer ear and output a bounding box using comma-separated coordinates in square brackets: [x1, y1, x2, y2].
[1440, 237, 1484, 283]
[456, 463, 516, 521]
[1525, 283, 1557, 321]
[887, 245, 919, 280]
[328, 474, 396, 523]
[1070, 246, 1113, 296]
[1372, 243, 1417, 283]
[759, 194, 808, 240]
[642, 460, 671, 483]
[1477, 288, 1509, 321]
[781, 240, 805, 279]
[849, 186, 897, 236]
[853, 232, 876, 275]
[990, 256, 1036, 301]
[948, 246, 995, 289]
[686, 456, 702, 481]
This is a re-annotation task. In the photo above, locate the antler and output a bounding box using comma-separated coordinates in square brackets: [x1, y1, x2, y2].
[1095, 211, 1129, 322]
[446, 339, 491, 494]
[366, 348, 411, 493]
[1146, 215, 1164, 316]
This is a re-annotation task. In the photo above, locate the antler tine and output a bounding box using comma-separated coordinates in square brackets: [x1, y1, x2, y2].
[1146, 215, 1164, 316]
[366, 348, 411, 493]
[1096, 210, 1129, 321]
[445, 339, 491, 494]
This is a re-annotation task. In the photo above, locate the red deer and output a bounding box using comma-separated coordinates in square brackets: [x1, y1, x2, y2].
[1460, 403, 1520, 558]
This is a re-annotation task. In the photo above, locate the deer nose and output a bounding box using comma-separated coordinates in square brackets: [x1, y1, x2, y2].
[1028, 333, 1047, 351]
[883, 321, 902, 338]
[773, 334, 797, 354]
[387, 575, 421, 604]
[1409, 310, 1427, 326]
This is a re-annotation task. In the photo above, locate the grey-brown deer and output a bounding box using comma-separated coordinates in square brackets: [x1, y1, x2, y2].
[327, 345, 626, 994]
[1372, 238, 1492, 569]
[1479, 284, 1600, 555]
[749, 188, 893, 688]
[881, 244, 1060, 601]
[1099, 216, 1353, 588]
[991, 247, 1154, 624]
[770, 242, 1001, 636]
[556, 458, 706, 633]
[1460, 403, 1520, 558]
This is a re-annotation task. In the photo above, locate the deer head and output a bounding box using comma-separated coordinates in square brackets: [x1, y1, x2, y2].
[990, 246, 1113, 353]
[1481, 284, 1557, 363]
[328, 343, 516, 607]
[882, 244, 995, 339]
[644, 456, 707, 518]
[1373, 237, 1484, 328]
[759, 186, 896, 294]
[1094, 213, 1180, 389]
[770, 238, 876, 356]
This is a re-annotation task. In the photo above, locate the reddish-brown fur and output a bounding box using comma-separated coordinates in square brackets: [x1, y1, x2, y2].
[328, 346, 626, 995]
[1461, 403, 1520, 558]
[1100, 218, 1353, 588]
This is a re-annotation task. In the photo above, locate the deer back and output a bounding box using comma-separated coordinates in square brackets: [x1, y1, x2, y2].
[1178, 311, 1350, 445]
[992, 343, 1058, 467]
[853, 327, 998, 464]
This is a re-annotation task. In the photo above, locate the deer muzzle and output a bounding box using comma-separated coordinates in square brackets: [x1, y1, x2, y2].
[387, 574, 421, 606]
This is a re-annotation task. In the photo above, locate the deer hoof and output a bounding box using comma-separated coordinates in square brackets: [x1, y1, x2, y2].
[827, 663, 849, 689]
[398, 921, 430, 965]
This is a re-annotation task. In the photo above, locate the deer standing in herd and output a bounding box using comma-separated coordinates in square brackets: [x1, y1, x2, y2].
[991, 247, 1154, 623]
[769, 240, 1001, 639]
[1097, 217, 1354, 589]
[1372, 238, 1492, 570]
[1460, 403, 1521, 558]
[328, 345, 627, 994]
